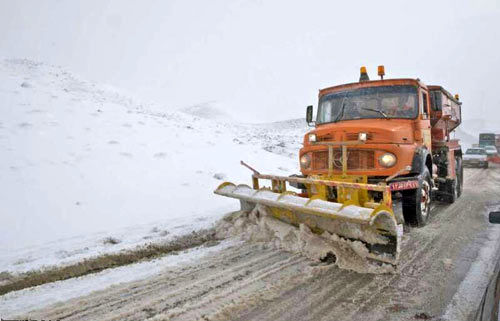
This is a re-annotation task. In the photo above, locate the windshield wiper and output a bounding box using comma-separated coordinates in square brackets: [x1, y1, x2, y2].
[361, 107, 389, 119]
[334, 101, 346, 122]
[334, 95, 349, 122]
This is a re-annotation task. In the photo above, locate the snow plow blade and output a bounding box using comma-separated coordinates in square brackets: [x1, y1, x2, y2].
[215, 173, 402, 265]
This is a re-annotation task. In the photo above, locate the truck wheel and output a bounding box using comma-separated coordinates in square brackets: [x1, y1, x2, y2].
[484, 162, 489, 169]
[456, 157, 463, 198]
[444, 177, 458, 204]
[402, 168, 432, 227]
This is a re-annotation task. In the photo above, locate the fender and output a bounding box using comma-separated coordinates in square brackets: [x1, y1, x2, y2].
[410, 146, 432, 176]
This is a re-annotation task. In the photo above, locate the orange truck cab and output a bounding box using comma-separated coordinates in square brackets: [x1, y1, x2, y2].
[297, 66, 462, 226]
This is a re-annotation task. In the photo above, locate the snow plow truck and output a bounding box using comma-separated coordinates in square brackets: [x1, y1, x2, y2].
[215, 66, 463, 266]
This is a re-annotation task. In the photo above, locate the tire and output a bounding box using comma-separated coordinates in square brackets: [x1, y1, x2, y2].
[402, 168, 432, 227]
[456, 157, 463, 198]
[444, 178, 457, 204]
[484, 162, 489, 169]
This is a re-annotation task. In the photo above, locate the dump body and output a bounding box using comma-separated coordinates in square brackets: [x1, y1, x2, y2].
[428, 86, 462, 141]
[428, 86, 462, 181]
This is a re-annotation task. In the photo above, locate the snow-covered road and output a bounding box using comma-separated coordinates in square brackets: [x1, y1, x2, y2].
[3, 167, 497, 321]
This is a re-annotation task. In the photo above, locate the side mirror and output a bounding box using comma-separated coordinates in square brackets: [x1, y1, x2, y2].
[489, 212, 500, 224]
[306, 105, 314, 125]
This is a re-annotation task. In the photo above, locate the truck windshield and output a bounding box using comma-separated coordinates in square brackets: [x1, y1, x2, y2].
[317, 85, 418, 124]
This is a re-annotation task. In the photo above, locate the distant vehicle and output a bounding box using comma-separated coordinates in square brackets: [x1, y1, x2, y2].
[463, 148, 488, 168]
[475, 211, 500, 321]
[479, 133, 496, 148]
[478, 134, 500, 163]
[484, 145, 498, 157]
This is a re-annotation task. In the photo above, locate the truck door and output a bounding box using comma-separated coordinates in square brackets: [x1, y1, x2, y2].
[415, 88, 432, 150]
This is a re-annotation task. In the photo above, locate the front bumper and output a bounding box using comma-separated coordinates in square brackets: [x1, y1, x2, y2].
[463, 160, 488, 167]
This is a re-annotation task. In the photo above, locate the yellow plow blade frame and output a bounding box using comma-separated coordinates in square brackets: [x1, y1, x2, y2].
[214, 175, 402, 265]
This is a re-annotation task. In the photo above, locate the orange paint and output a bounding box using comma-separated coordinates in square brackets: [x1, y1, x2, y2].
[300, 77, 462, 180]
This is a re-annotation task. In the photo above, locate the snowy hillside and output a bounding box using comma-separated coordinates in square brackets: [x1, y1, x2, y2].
[454, 127, 478, 149]
[461, 118, 500, 137]
[0, 59, 307, 273]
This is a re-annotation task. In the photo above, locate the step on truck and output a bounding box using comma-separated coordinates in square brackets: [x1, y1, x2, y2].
[215, 66, 463, 266]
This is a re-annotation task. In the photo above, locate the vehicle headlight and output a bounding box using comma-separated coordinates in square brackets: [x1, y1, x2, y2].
[308, 134, 317, 143]
[378, 153, 397, 167]
[358, 132, 367, 141]
[300, 153, 312, 169]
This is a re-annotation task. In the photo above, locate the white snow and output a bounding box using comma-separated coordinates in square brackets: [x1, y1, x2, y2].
[0, 213, 223, 274]
[0, 239, 237, 318]
[3, 57, 494, 318]
[0, 58, 306, 274]
[442, 217, 500, 320]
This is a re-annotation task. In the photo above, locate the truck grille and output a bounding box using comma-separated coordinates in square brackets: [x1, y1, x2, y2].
[345, 132, 374, 141]
[312, 149, 375, 171]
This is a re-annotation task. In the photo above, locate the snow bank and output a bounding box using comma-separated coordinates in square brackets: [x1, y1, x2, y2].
[0, 239, 236, 318]
[442, 217, 500, 320]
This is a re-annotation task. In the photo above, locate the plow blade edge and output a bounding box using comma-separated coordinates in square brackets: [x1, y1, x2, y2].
[215, 182, 402, 265]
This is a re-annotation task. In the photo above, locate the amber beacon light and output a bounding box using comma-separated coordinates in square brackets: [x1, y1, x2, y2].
[359, 66, 370, 82]
[378, 65, 385, 80]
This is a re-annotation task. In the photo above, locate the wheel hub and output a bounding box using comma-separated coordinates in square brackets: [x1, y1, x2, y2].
[420, 181, 431, 217]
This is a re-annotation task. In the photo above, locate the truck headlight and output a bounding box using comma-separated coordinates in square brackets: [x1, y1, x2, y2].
[308, 134, 317, 142]
[300, 153, 312, 169]
[358, 132, 367, 141]
[379, 153, 397, 167]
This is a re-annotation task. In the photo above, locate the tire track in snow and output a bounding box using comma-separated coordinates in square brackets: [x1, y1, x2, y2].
[38, 246, 287, 320]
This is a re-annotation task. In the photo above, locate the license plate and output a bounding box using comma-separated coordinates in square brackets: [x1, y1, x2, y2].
[389, 180, 419, 191]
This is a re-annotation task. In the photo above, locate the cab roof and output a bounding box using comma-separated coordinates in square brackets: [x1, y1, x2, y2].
[319, 78, 426, 98]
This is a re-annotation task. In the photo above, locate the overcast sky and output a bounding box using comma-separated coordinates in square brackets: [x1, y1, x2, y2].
[1, 0, 500, 123]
